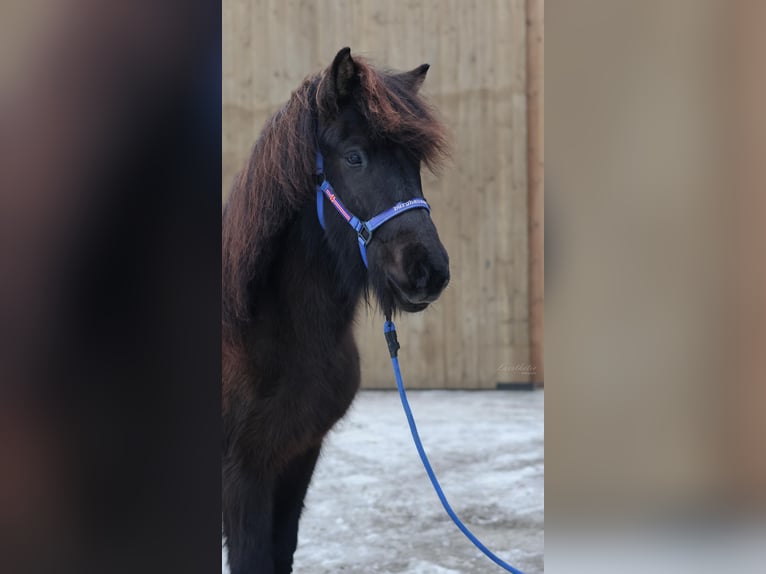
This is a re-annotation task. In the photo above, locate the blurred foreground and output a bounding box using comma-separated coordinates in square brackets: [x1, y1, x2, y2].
[546, 1, 766, 572]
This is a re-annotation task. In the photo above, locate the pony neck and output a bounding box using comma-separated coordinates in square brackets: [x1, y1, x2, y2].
[270, 200, 368, 333]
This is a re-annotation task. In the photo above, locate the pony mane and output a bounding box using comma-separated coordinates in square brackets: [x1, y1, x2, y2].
[222, 56, 450, 326]
[318, 56, 450, 171]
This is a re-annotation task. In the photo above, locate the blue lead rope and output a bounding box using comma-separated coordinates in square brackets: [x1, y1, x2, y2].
[383, 320, 526, 574]
[314, 144, 524, 572]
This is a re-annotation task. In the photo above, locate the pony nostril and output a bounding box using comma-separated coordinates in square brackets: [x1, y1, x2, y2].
[408, 261, 429, 291]
[399, 244, 449, 302]
[402, 245, 429, 288]
[427, 265, 449, 297]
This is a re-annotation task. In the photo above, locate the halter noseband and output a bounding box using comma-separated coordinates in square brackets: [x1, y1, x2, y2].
[315, 150, 431, 268]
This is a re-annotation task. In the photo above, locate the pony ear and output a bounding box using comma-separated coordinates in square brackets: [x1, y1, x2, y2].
[319, 47, 358, 111]
[398, 63, 430, 93]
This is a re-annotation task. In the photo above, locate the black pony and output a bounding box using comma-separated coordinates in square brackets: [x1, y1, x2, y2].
[222, 47, 450, 574]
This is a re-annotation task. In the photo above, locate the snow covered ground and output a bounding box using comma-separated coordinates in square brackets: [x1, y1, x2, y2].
[223, 390, 544, 574]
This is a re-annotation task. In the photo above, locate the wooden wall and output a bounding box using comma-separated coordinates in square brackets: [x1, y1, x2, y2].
[223, 0, 532, 389]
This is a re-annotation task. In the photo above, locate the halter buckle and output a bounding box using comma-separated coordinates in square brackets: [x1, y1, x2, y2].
[358, 223, 373, 245]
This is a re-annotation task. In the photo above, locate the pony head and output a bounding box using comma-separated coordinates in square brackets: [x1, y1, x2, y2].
[316, 48, 450, 314]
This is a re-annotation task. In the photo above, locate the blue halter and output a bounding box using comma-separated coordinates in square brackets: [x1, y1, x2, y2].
[315, 150, 431, 268]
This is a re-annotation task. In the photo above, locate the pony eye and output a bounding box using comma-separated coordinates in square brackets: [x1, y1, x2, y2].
[344, 152, 364, 167]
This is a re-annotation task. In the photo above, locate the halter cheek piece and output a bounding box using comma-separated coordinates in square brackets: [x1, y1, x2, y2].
[315, 150, 431, 268]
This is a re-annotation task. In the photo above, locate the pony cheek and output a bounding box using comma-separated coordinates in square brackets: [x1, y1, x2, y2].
[366, 239, 397, 278]
[365, 242, 398, 299]
[387, 244, 410, 287]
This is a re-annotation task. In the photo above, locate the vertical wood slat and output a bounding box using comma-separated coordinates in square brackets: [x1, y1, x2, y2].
[223, 0, 531, 389]
[492, 0, 513, 386]
[527, 0, 544, 384]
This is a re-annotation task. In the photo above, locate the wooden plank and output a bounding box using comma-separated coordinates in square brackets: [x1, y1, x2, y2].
[266, 0, 287, 103]
[477, 0, 498, 388]
[493, 0, 529, 386]
[285, 0, 318, 86]
[222, 0, 253, 201]
[418, 0, 446, 389]
[527, 0, 544, 384]
[435, 0, 462, 389]
[455, 0, 478, 387]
